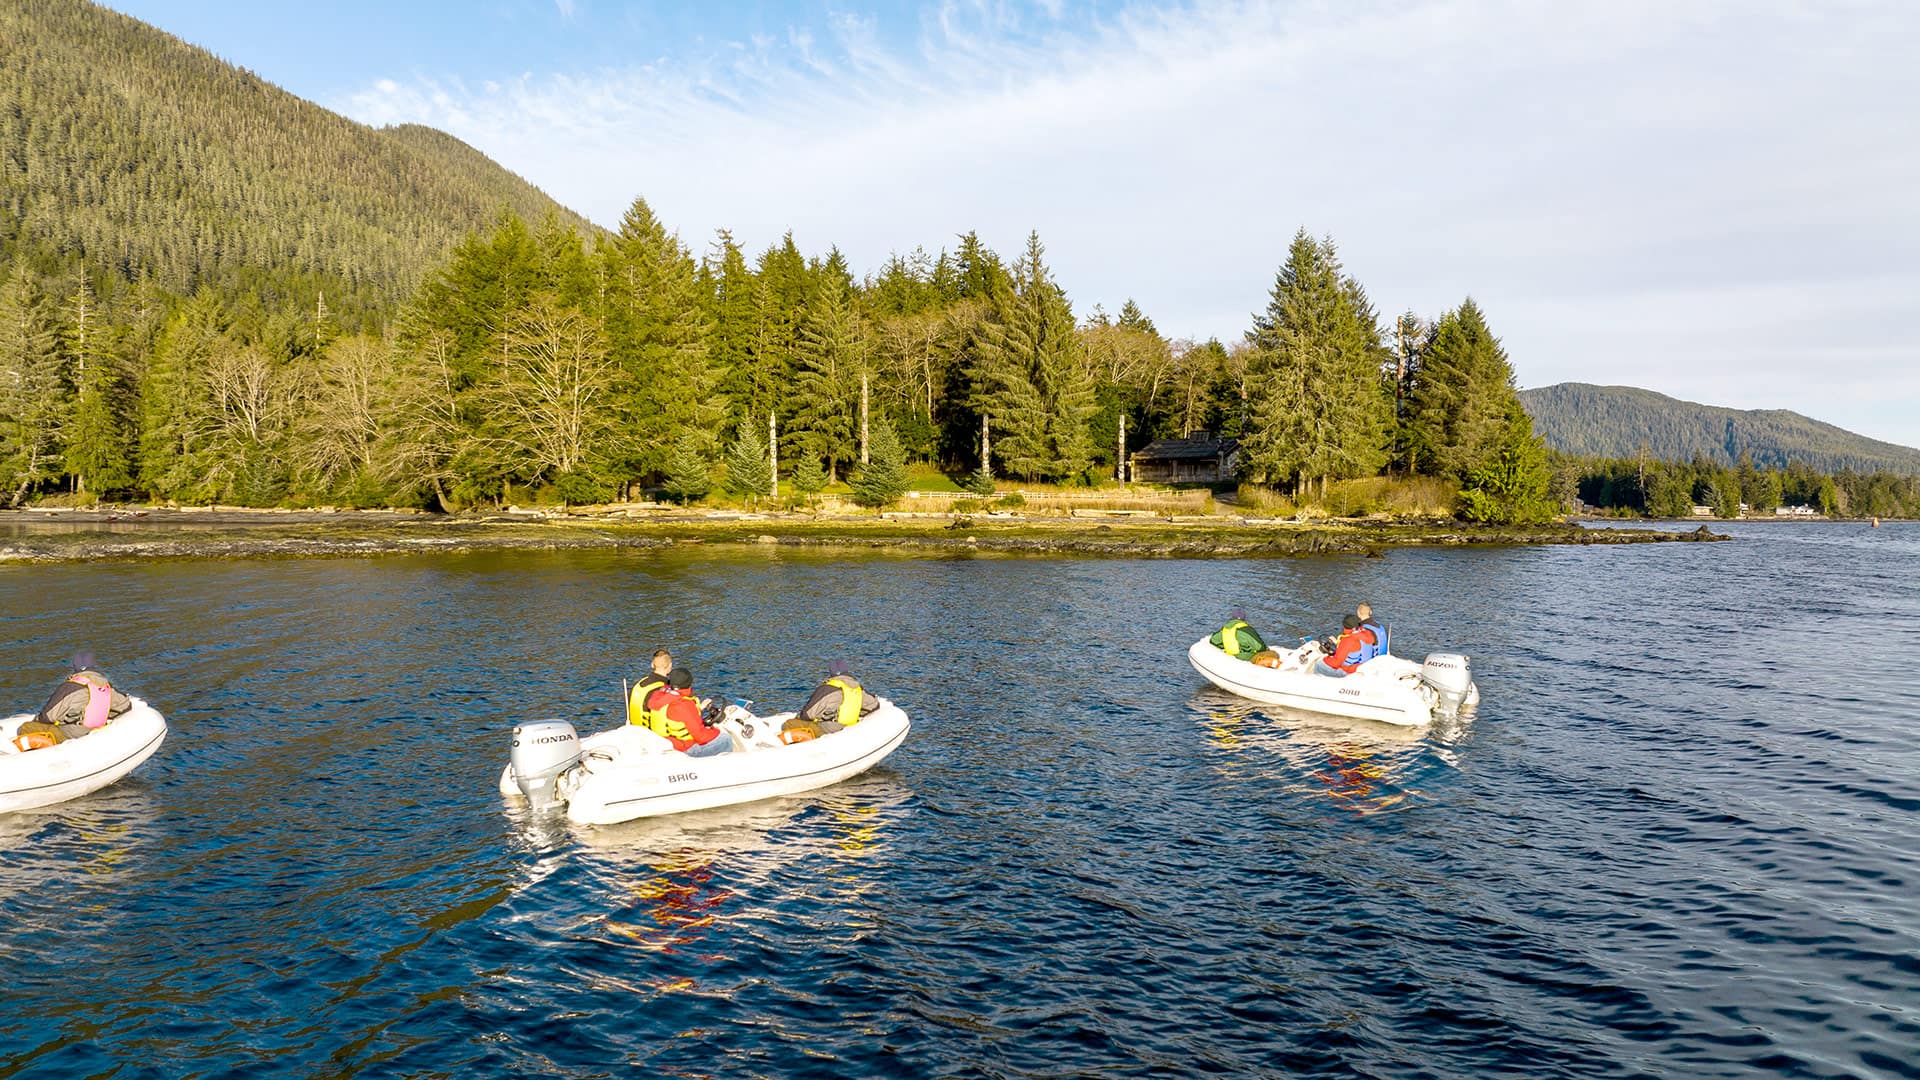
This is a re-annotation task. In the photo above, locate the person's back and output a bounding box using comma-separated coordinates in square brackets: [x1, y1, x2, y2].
[793, 668, 879, 733]
[18, 667, 131, 746]
[1210, 615, 1265, 659]
[640, 668, 733, 757]
[1355, 603, 1388, 662]
[1316, 616, 1367, 677]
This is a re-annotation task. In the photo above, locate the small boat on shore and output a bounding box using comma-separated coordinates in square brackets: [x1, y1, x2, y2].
[500, 701, 911, 825]
[1188, 637, 1477, 727]
[0, 698, 169, 813]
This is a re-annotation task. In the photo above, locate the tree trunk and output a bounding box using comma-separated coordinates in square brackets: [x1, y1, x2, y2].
[769, 412, 779, 499]
[860, 369, 870, 465]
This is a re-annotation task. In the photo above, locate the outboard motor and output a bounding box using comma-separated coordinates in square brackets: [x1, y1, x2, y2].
[509, 720, 580, 810]
[1419, 653, 1475, 714]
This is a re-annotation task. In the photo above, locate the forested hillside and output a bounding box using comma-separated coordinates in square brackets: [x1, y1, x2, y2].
[1521, 383, 1920, 476]
[0, 1, 1561, 521]
[0, 0, 589, 325]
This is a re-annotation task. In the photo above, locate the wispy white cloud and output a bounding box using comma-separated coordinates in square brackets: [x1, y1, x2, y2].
[339, 0, 1920, 444]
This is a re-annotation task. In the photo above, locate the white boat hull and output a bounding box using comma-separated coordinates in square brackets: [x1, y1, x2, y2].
[1187, 639, 1475, 727]
[0, 698, 169, 813]
[501, 701, 911, 826]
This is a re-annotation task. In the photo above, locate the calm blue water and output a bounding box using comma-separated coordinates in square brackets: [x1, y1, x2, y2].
[2, 523, 1915, 1078]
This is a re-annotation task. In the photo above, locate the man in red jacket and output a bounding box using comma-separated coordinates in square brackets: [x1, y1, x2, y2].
[1315, 615, 1368, 677]
[640, 668, 735, 757]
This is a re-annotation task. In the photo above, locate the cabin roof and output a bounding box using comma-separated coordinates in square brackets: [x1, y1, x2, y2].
[1132, 434, 1238, 461]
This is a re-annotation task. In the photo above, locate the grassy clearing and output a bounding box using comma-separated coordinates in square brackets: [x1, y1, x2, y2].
[1236, 476, 1459, 519]
[891, 485, 1213, 516]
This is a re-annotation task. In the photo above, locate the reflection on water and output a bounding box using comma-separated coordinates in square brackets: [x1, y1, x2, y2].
[1192, 687, 1466, 814]
[2, 527, 1917, 1077]
[0, 786, 158, 900]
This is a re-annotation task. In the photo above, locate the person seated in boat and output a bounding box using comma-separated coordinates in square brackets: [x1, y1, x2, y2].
[1315, 616, 1368, 678]
[626, 649, 674, 725]
[786, 662, 880, 736]
[14, 661, 132, 747]
[1209, 611, 1266, 660]
[638, 668, 734, 758]
[1355, 603, 1388, 661]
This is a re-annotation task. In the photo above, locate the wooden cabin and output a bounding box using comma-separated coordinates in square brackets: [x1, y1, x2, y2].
[1128, 432, 1239, 484]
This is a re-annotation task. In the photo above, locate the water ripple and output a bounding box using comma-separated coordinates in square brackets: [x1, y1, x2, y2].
[2, 527, 1917, 1076]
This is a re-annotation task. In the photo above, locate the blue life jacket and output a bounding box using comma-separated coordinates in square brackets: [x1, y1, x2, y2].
[1357, 621, 1388, 662]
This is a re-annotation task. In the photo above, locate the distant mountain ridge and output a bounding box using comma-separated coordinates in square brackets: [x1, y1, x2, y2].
[1519, 383, 1920, 475]
[0, 0, 593, 318]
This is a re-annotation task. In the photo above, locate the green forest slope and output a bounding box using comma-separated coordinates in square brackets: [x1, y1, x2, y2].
[0, 0, 591, 322]
[1520, 383, 1920, 475]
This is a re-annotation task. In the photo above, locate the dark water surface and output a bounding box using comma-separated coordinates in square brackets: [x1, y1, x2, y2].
[2, 524, 1915, 1078]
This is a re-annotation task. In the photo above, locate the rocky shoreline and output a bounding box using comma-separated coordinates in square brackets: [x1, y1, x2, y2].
[0, 507, 1727, 564]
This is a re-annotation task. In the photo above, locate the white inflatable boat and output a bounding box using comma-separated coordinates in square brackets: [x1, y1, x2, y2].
[499, 701, 911, 825]
[0, 698, 169, 813]
[1188, 637, 1478, 727]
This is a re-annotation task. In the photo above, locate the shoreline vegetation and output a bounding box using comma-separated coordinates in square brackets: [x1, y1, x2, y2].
[9, 12, 1913, 538]
[0, 503, 1730, 565]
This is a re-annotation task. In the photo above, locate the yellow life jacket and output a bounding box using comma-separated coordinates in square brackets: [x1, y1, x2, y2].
[827, 676, 865, 727]
[1218, 619, 1252, 657]
[627, 674, 667, 725]
[633, 686, 691, 742]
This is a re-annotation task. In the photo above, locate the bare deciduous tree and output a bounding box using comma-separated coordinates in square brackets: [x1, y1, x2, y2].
[487, 293, 616, 480]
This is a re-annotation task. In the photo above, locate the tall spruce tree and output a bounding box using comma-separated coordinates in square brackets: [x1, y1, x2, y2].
[601, 198, 724, 479]
[970, 232, 1093, 482]
[62, 275, 135, 495]
[791, 272, 865, 482]
[138, 289, 232, 500]
[1401, 298, 1515, 480]
[705, 230, 763, 416]
[0, 266, 65, 505]
[1241, 231, 1390, 495]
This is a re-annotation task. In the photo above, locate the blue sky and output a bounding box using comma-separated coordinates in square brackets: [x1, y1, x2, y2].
[106, 1, 1920, 448]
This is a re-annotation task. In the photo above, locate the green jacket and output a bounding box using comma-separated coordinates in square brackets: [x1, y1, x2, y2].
[1209, 620, 1265, 658]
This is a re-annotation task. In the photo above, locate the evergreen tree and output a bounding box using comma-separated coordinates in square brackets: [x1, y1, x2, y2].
[1645, 462, 1695, 518]
[950, 231, 1012, 302]
[63, 279, 135, 496]
[1116, 298, 1157, 335]
[790, 272, 865, 482]
[0, 266, 65, 505]
[723, 423, 773, 503]
[601, 198, 724, 479]
[788, 455, 827, 503]
[850, 420, 910, 508]
[662, 431, 712, 503]
[1241, 231, 1390, 495]
[1402, 298, 1515, 480]
[970, 232, 1093, 482]
[1458, 404, 1557, 524]
[705, 230, 763, 414]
